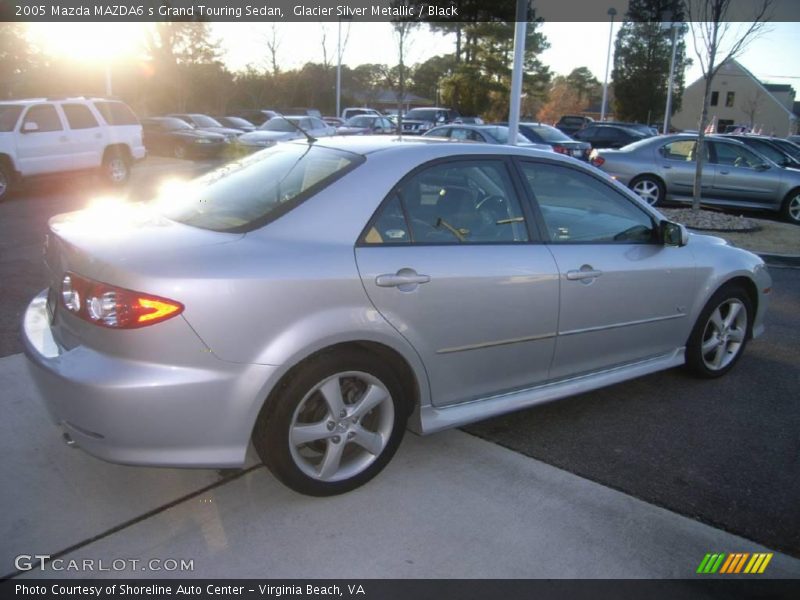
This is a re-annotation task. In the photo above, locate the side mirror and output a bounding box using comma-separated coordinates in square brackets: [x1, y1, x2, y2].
[22, 122, 39, 133]
[661, 220, 688, 247]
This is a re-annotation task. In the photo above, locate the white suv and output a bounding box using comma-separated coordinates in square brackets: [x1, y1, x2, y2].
[340, 107, 381, 121]
[0, 97, 146, 201]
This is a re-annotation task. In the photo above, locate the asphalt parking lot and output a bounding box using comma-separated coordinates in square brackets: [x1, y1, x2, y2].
[1, 157, 798, 577]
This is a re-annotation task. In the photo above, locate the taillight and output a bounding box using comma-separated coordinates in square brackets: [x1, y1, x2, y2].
[590, 150, 605, 167]
[60, 272, 183, 329]
[553, 145, 569, 155]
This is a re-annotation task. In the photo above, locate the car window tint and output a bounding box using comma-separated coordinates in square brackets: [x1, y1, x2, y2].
[392, 161, 529, 244]
[451, 128, 469, 140]
[520, 162, 655, 244]
[363, 194, 410, 245]
[712, 143, 763, 168]
[158, 144, 361, 233]
[0, 105, 24, 132]
[23, 104, 62, 132]
[745, 141, 784, 164]
[62, 104, 99, 129]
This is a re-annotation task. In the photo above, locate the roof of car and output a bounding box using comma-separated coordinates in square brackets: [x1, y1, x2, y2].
[0, 97, 121, 106]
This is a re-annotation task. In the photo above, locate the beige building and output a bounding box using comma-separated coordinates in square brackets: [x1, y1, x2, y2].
[671, 59, 798, 136]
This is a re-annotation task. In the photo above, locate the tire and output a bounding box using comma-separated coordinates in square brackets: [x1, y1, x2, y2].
[253, 348, 409, 496]
[630, 175, 665, 207]
[780, 189, 800, 225]
[102, 149, 130, 185]
[0, 162, 10, 202]
[685, 284, 752, 379]
[173, 143, 188, 160]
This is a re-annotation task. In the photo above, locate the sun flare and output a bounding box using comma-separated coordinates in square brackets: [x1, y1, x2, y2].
[28, 23, 148, 63]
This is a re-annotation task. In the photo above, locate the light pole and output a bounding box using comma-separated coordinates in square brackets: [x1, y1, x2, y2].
[600, 7, 617, 122]
[336, 19, 343, 119]
[662, 19, 685, 135]
[507, 0, 528, 146]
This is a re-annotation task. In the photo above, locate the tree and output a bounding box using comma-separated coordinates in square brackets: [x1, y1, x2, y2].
[392, 21, 419, 120]
[538, 77, 588, 124]
[611, 0, 690, 124]
[264, 24, 282, 76]
[686, 0, 772, 210]
[0, 24, 35, 98]
[565, 67, 601, 106]
[741, 89, 765, 129]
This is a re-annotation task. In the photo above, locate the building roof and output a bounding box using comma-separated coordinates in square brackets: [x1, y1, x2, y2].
[763, 83, 793, 93]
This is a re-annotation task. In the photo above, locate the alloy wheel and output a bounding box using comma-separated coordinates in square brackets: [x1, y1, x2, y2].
[288, 371, 395, 483]
[700, 298, 748, 371]
[788, 193, 800, 223]
[107, 157, 128, 183]
[632, 179, 661, 205]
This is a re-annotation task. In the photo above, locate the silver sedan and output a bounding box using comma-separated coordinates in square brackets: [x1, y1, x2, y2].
[22, 137, 771, 496]
[591, 133, 800, 224]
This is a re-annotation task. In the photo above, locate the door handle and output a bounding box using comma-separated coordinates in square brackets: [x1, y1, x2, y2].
[566, 268, 603, 281]
[376, 270, 431, 289]
[719, 170, 730, 175]
[662, 164, 672, 169]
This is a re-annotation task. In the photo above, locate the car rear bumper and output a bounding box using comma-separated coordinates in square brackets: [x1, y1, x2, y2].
[22, 290, 277, 468]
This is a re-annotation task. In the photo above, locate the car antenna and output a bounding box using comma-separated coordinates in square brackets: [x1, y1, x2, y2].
[280, 116, 317, 144]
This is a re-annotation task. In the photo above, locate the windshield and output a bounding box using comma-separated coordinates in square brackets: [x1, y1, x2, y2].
[346, 116, 375, 127]
[405, 109, 443, 121]
[0, 105, 23, 132]
[260, 118, 297, 132]
[162, 118, 193, 131]
[527, 125, 572, 142]
[746, 140, 787, 164]
[191, 115, 223, 128]
[157, 144, 362, 232]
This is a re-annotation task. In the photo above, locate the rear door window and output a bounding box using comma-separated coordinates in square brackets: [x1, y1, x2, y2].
[93, 101, 139, 126]
[62, 104, 100, 129]
[22, 104, 63, 132]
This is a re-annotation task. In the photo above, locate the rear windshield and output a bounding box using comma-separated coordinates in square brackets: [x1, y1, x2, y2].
[528, 125, 572, 142]
[0, 105, 23, 131]
[158, 143, 363, 233]
[559, 117, 586, 125]
[93, 101, 139, 126]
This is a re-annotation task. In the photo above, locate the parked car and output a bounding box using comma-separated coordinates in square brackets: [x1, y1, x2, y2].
[237, 109, 281, 126]
[591, 133, 800, 223]
[341, 107, 381, 121]
[423, 124, 553, 151]
[168, 114, 242, 141]
[141, 117, 226, 159]
[555, 114, 594, 136]
[238, 116, 336, 149]
[720, 134, 800, 169]
[601, 121, 658, 137]
[22, 136, 771, 496]
[277, 107, 323, 119]
[0, 96, 145, 201]
[788, 135, 800, 145]
[323, 116, 345, 127]
[457, 116, 485, 125]
[494, 121, 591, 160]
[573, 124, 649, 149]
[336, 115, 396, 136]
[213, 116, 256, 133]
[400, 107, 460, 134]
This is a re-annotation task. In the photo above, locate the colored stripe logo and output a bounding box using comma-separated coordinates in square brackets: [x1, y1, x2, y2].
[696, 552, 773, 574]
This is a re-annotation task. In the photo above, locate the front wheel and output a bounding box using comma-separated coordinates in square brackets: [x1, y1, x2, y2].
[630, 175, 665, 206]
[781, 189, 800, 225]
[103, 150, 130, 185]
[685, 285, 752, 378]
[0, 162, 10, 202]
[253, 348, 409, 496]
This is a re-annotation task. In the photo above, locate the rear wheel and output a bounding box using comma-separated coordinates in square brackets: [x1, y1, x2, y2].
[630, 175, 665, 206]
[781, 189, 800, 224]
[685, 285, 752, 378]
[253, 348, 409, 496]
[0, 162, 10, 202]
[102, 149, 130, 185]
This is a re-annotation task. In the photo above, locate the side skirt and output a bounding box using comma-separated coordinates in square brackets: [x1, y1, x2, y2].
[409, 348, 685, 435]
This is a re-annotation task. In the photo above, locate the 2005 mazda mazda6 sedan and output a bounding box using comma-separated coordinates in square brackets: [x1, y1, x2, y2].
[23, 137, 772, 495]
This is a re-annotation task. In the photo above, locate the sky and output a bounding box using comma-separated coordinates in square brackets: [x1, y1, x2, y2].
[25, 21, 800, 96]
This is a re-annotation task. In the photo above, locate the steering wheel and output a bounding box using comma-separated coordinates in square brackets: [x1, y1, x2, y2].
[475, 194, 505, 212]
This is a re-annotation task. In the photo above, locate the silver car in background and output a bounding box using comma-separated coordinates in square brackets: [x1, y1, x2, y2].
[23, 137, 771, 496]
[591, 133, 800, 224]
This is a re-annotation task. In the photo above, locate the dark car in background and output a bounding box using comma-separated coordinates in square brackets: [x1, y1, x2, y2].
[573, 124, 648, 149]
[141, 117, 226, 159]
[769, 137, 800, 162]
[400, 107, 460, 135]
[336, 115, 396, 135]
[168, 113, 242, 141]
[555, 115, 594, 136]
[494, 121, 591, 160]
[788, 135, 800, 145]
[214, 116, 256, 133]
[601, 121, 658, 137]
[237, 109, 281, 126]
[721, 134, 800, 169]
